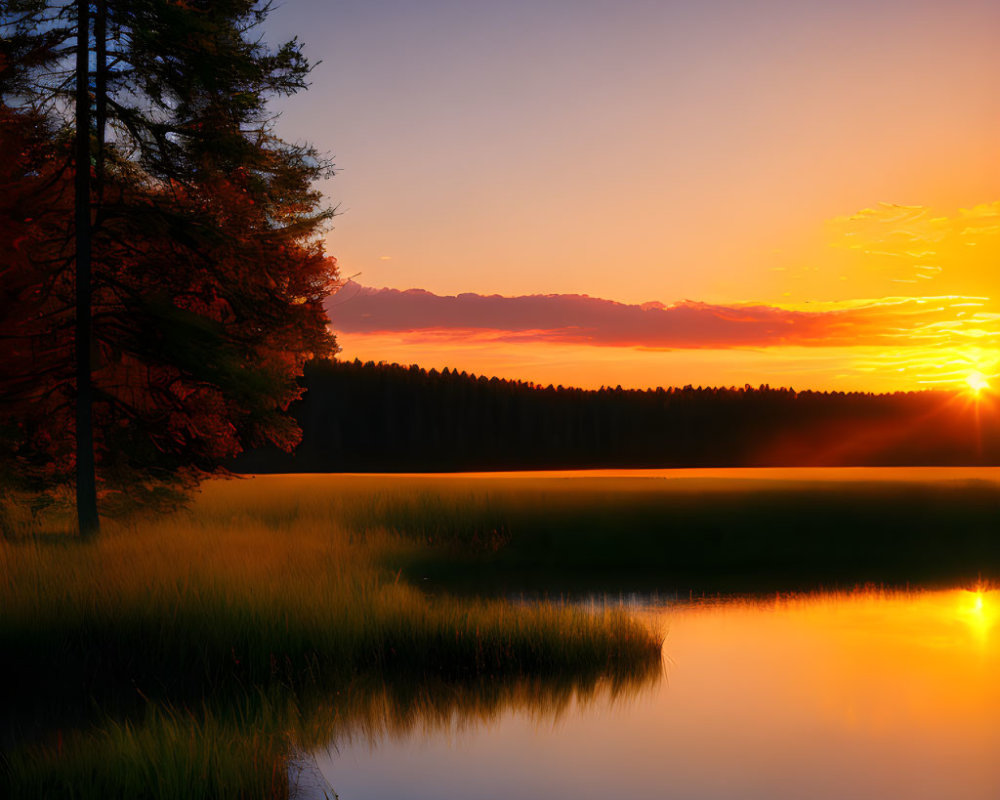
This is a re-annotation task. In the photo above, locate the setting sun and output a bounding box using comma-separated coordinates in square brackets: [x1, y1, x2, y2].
[966, 372, 991, 394]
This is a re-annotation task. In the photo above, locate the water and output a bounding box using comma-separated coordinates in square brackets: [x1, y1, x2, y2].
[317, 587, 1000, 800]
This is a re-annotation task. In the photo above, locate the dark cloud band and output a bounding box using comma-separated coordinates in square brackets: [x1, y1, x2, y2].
[326, 283, 993, 350]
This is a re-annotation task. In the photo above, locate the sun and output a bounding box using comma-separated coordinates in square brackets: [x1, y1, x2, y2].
[966, 371, 990, 395]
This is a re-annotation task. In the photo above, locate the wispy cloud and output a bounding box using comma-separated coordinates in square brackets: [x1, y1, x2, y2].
[826, 200, 1000, 284]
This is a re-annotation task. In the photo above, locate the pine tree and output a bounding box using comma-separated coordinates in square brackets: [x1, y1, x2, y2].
[0, 0, 338, 527]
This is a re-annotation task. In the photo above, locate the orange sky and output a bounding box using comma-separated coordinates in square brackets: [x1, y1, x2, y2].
[265, 0, 1000, 392]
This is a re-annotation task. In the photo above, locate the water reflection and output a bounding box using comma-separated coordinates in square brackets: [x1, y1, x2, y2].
[327, 668, 660, 750]
[959, 586, 999, 643]
[289, 673, 659, 800]
[320, 587, 1000, 800]
[2, 652, 660, 799]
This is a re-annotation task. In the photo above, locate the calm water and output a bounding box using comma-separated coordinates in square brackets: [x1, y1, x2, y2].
[317, 587, 1000, 800]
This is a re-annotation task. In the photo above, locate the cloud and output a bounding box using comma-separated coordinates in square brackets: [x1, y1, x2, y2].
[326, 283, 996, 350]
[825, 200, 1000, 285]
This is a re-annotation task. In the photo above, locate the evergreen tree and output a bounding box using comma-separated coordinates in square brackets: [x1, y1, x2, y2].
[0, 0, 338, 527]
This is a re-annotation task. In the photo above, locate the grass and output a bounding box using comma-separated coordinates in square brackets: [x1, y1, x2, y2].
[1, 475, 662, 798]
[7, 468, 998, 796]
[3, 710, 292, 800]
[3, 669, 654, 800]
[294, 471, 1000, 592]
[2, 488, 659, 697]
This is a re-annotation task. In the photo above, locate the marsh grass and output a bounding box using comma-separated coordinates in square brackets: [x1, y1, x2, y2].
[303, 473, 1000, 591]
[3, 709, 292, 800]
[3, 502, 656, 701]
[10, 469, 995, 796]
[1, 475, 662, 798]
[3, 665, 658, 800]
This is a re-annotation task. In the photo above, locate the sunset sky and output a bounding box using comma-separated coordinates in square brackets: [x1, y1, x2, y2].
[266, 0, 1000, 392]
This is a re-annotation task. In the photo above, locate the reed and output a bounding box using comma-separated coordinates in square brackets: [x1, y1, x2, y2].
[1, 475, 662, 798]
[258, 473, 1000, 590]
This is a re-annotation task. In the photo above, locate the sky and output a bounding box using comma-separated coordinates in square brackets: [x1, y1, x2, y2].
[264, 0, 1000, 392]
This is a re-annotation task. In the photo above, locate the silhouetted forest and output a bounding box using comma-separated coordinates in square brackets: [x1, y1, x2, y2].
[234, 359, 1000, 472]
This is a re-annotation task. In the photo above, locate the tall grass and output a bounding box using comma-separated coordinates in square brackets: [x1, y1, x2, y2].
[265, 473, 1000, 591]
[3, 491, 658, 700]
[14, 467, 992, 796]
[1, 475, 662, 798]
[4, 666, 658, 800]
[3, 710, 292, 800]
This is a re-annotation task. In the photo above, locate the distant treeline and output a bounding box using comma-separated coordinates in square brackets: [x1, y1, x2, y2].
[234, 359, 1000, 472]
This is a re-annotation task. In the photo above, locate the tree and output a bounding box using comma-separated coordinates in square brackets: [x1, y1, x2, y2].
[0, 0, 338, 528]
[74, 0, 98, 536]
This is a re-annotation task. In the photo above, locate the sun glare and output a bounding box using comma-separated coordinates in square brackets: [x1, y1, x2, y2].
[966, 372, 990, 394]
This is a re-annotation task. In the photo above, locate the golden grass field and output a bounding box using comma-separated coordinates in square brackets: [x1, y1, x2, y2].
[1, 474, 662, 799]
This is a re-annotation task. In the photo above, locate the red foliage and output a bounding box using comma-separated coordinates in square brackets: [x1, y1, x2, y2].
[0, 104, 338, 498]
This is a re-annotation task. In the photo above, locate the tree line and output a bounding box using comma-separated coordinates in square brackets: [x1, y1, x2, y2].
[234, 359, 1000, 472]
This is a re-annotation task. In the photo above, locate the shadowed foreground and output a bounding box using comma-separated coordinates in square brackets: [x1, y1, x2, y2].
[235, 470, 1000, 594]
[5, 469, 998, 796]
[0, 477, 661, 798]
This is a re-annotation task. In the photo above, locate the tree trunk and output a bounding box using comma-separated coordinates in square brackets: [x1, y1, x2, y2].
[95, 0, 107, 189]
[75, 0, 99, 538]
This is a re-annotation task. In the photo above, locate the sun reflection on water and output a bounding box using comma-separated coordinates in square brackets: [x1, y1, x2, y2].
[958, 584, 997, 642]
[323, 585, 1000, 800]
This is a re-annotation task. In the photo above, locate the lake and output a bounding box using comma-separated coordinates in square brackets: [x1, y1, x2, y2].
[316, 585, 1000, 800]
[8, 467, 1000, 798]
[211, 467, 1000, 800]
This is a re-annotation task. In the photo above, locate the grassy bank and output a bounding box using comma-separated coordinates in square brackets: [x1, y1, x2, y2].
[282, 471, 1000, 592]
[5, 670, 651, 800]
[1, 476, 662, 797]
[8, 468, 998, 796]
[2, 493, 658, 697]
